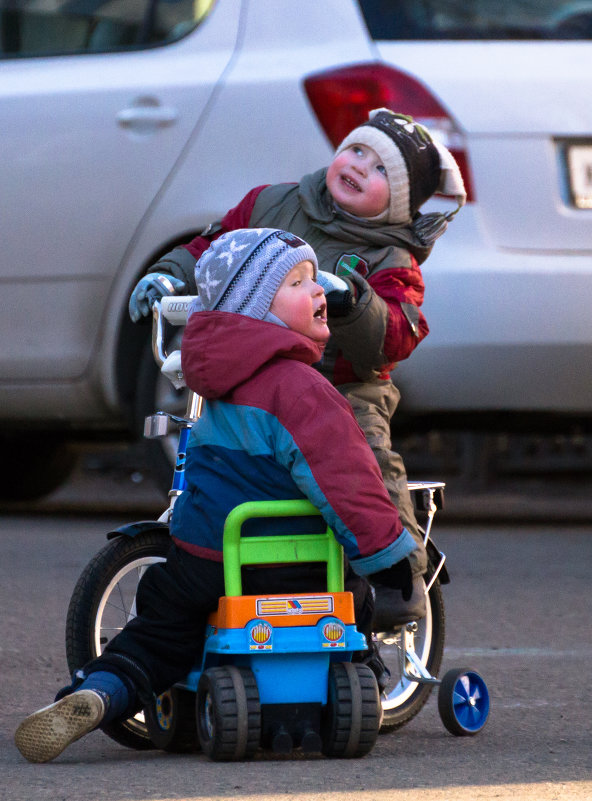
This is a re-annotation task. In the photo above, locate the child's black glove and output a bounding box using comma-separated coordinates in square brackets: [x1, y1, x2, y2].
[316, 270, 356, 317]
[369, 558, 413, 601]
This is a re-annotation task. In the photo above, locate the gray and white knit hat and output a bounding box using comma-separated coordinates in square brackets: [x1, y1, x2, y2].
[335, 108, 466, 224]
[192, 228, 318, 320]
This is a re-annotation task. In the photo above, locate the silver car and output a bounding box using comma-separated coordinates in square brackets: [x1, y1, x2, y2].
[1, 0, 590, 497]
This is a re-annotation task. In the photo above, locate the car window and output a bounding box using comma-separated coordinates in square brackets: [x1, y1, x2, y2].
[359, 0, 592, 40]
[0, 0, 216, 58]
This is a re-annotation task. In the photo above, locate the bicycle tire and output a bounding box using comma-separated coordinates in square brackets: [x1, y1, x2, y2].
[65, 530, 170, 750]
[376, 564, 445, 731]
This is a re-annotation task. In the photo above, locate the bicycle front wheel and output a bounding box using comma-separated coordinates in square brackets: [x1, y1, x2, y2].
[65, 529, 170, 750]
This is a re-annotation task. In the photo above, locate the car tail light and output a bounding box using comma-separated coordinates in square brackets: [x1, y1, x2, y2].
[303, 62, 474, 202]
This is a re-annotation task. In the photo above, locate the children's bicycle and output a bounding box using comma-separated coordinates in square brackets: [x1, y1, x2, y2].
[65, 296, 489, 756]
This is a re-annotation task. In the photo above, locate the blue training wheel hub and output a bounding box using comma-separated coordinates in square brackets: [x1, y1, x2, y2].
[438, 668, 490, 735]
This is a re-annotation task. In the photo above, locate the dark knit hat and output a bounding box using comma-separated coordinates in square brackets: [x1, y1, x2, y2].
[335, 109, 466, 223]
[192, 228, 318, 320]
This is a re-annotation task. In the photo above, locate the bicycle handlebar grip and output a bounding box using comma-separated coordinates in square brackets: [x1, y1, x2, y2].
[160, 296, 198, 326]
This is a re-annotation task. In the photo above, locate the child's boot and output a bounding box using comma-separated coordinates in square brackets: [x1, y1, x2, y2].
[14, 690, 106, 763]
[14, 670, 130, 763]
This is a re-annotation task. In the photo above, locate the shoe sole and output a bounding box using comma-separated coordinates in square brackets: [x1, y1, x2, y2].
[15, 690, 104, 763]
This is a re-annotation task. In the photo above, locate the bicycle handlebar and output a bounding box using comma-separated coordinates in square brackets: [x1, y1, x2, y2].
[151, 296, 197, 369]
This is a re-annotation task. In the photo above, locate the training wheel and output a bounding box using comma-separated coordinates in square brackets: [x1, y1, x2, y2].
[437, 667, 489, 736]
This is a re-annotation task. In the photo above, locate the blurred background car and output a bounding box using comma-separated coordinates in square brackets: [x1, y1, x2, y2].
[1, 0, 591, 499]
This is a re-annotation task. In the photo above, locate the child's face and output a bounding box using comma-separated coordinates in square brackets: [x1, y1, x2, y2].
[326, 144, 390, 218]
[270, 261, 329, 343]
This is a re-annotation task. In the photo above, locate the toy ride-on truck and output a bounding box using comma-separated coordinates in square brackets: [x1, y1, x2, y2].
[145, 499, 381, 760]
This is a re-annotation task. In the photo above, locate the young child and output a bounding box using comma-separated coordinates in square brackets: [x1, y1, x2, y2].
[129, 110, 466, 619]
[15, 228, 418, 764]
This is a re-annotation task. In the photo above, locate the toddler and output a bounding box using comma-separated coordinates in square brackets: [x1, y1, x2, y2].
[16, 228, 418, 763]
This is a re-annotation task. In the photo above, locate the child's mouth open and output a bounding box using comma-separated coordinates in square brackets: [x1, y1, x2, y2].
[314, 302, 327, 324]
[341, 174, 362, 193]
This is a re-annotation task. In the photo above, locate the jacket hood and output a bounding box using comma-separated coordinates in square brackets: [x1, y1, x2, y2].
[181, 311, 326, 399]
[299, 168, 434, 264]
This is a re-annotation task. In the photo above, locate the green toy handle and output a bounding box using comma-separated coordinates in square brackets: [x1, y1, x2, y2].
[222, 500, 344, 596]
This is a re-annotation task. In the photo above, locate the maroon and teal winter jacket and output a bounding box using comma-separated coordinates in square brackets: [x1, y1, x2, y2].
[169, 311, 416, 576]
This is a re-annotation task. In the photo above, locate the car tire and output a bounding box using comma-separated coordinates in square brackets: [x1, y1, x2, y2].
[0, 434, 76, 501]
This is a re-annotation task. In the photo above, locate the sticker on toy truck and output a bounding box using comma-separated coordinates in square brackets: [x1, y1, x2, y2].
[321, 620, 346, 648]
[248, 620, 273, 650]
[256, 596, 334, 616]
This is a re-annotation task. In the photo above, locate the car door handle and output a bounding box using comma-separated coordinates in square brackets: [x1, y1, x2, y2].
[116, 101, 178, 131]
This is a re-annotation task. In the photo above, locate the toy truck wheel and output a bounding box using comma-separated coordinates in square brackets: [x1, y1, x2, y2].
[145, 687, 199, 752]
[321, 663, 380, 758]
[438, 667, 490, 736]
[196, 666, 261, 761]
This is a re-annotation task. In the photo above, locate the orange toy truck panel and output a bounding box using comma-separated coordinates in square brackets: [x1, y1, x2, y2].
[207, 592, 355, 630]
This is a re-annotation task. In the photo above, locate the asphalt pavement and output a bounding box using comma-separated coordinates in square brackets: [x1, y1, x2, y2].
[2, 442, 591, 801]
[2, 514, 591, 801]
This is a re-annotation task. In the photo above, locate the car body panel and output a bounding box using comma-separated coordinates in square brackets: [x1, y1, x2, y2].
[376, 41, 592, 249]
[1, 0, 591, 430]
[0, 2, 241, 383]
[375, 42, 592, 135]
[370, 35, 592, 413]
[96, 1, 375, 412]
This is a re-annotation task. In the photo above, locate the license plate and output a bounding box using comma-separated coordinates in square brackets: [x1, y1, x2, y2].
[566, 143, 592, 209]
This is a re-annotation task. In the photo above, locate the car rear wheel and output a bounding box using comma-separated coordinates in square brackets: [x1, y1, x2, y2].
[0, 434, 76, 501]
